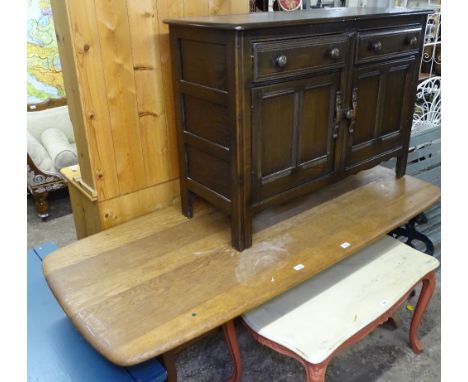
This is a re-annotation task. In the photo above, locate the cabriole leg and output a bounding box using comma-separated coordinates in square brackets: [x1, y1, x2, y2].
[409, 271, 436, 353]
[223, 320, 242, 382]
[304, 361, 328, 382]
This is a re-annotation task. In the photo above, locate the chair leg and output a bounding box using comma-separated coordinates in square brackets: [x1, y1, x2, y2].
[304, 361, 328, 382]
[409, 271, 436, 353]
[33, 191, 49, 219]
[223, 320, 242, 382]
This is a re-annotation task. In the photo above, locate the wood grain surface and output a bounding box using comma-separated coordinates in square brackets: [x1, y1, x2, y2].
[61, 165, 179, 238]
[164, 7, 432, 30]
[43, 166, 440, 366]
[50, 0, 249, 235]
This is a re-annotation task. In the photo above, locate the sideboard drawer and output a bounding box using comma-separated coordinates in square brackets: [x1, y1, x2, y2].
[356, 27, 422, 63]
[252, 34, 348, 82]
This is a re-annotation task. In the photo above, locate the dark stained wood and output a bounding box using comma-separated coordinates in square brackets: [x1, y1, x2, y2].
[345, 56, 418, 172]
[168, 9, 430, 250]
[183, 95, 230, 146]
[164, 7, 432, 30]
[43, 166, 440, 367]
[186, 146, 230, 198]
[356, 26, 422, 64]
[251, 73, 341, 201]
[27, 97, 67, 111]
[252, 34, 348, 82]
[180, 39, 227, 90]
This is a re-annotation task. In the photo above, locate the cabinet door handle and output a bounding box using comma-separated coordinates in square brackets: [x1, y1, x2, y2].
[274, 54, 288, 68]
[328, 47, 341, 59]
[370, 41, 382, 52]
[345, 87, 358, 134]
[333, 91, 342, 139]
[407, 36, 418, 48]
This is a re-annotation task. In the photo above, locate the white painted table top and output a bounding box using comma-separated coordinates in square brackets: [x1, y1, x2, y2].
[242, 236, 439, 364]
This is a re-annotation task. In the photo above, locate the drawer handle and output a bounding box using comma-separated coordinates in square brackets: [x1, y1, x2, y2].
[407, 36, 418, 48]
[328, 47, 341, 59]
[370, 41, 382, 53]
[274, 55, 288, 68]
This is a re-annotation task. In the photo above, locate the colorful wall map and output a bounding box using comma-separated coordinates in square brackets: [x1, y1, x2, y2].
[27, 0, 65, 103]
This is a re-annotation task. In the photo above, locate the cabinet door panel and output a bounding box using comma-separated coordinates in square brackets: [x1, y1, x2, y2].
[299, 84, 334, 164]
[381, 66, 408, 136]
[252, 73, 341, 202]
[353, 72, 380, 146]
[261, 91, 295, 176]
[345, 57, 416, 171]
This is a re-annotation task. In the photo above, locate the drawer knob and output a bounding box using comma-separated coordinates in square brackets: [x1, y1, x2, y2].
[408, 36, 418, 48]
[274, 55, 288, 68]
[370, 41, 382, 52]
[329, 47, 341, 59]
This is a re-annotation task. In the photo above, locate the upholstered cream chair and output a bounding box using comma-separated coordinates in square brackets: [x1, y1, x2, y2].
[27, 99, 78, 219]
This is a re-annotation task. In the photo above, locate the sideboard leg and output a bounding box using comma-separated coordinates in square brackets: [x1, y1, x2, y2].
[231, 208, 252, 252]
[409, 271, 436, 353]
[395, 154, 408, 178]
[161, 351, 178, 382]
[180, 188, 194, 219]
[223, 320, 242, 382]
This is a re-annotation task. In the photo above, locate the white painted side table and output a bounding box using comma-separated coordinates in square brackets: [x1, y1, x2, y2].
[232, 236, 439, 381]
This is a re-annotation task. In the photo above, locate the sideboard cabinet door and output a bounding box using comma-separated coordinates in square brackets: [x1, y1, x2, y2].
[252, 72, 343, 202]
[344, 56, 417, 172]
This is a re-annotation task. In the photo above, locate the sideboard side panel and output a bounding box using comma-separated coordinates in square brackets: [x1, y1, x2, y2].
[170, 26, 234, 217]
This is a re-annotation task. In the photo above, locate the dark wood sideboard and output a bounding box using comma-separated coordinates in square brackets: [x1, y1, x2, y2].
[165, 7, 431, 251]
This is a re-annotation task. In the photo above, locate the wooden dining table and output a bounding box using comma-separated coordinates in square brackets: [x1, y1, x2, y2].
[43, 166, 440, 375]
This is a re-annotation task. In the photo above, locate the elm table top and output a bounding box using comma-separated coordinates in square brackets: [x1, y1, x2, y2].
[43, 166, 440, 366]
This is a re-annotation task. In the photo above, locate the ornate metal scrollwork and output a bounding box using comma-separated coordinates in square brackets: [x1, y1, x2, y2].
[412, 76, 441, 135]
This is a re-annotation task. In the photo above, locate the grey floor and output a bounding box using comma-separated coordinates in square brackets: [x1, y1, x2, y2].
[27, 169, 441, 382]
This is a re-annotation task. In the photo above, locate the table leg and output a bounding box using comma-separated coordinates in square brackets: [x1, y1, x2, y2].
[305, 362, 328, 382]
[161, 351, 178, 382]
[223, 320, 242, 382]
[389, 214, 434, 256]
[409, 271, 436, 353]
[388, 212, 435, 303]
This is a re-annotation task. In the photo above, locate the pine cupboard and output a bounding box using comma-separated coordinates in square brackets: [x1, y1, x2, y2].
[50, 0, 249, 237]
[166, 8, 431, 251]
